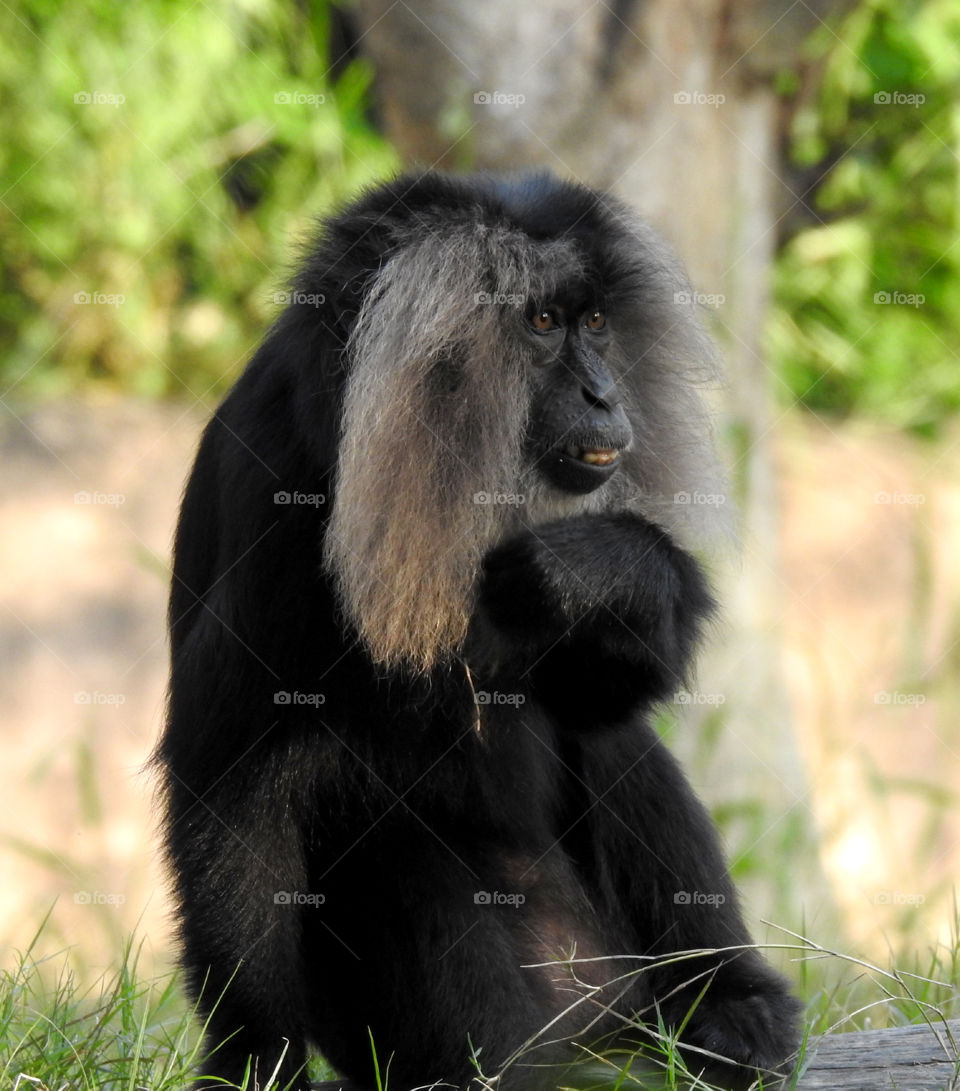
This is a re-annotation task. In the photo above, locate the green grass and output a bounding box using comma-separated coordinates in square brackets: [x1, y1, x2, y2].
[3, 914, 957, 1091]
[1, 912, 201, 1089]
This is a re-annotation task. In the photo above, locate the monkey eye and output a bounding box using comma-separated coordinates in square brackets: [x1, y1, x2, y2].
[529, 307, 561, 333]
[584, 309, 606, 331]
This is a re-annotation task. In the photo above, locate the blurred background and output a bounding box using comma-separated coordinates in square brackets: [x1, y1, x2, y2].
[1, 0, 958, 1038]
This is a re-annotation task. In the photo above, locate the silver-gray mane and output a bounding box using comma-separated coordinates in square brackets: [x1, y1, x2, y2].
[323, 198, 727, 672]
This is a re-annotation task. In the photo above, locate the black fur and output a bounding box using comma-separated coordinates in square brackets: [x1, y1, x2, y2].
[157, 171, 800, 1090]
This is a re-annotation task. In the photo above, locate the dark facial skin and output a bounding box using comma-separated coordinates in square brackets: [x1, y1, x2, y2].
[521, 295, 633, 494]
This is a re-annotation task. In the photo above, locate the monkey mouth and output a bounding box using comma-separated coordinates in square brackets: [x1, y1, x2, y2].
[564, 443, 620, 467]
[543, 433, 631, 495]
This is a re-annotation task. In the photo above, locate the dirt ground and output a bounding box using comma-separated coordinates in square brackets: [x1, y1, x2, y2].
[0, 399, 957, 974]
[777, 414, 960, 950]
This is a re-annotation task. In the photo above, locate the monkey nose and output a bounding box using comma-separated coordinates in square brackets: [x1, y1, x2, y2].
[580, 379, 622, 413]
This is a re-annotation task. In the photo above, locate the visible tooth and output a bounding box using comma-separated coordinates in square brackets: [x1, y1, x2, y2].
[582, 448, 617, 465]
[565, 444, 582, 458]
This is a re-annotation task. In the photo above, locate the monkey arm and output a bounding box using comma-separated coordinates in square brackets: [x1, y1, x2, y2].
[472, 512, 715, 722]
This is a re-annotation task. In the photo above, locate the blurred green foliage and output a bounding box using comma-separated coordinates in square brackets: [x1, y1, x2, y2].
[0, 0, 396, 400]
[3, 0, 959, 430]
[771, 0, 960, 434]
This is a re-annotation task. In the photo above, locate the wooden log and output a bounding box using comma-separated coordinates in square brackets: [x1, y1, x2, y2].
[310, 1019, 960, 1090]
[795, 1017, 960, 1090]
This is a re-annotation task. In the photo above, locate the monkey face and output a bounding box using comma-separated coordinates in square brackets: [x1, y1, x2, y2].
[522, 298, 633, 495]
[322, 172, 724, 669]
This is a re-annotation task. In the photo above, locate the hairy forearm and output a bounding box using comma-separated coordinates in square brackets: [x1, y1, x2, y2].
[472, 512, 714, 716]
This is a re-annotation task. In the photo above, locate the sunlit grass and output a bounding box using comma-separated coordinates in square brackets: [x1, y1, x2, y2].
[3, 912, 957, 1091]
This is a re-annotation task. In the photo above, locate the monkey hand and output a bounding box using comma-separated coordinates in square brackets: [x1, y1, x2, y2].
[472, 513, 714, 710]
[477, 512, 709, 644]
[673, 973, 802, 1087]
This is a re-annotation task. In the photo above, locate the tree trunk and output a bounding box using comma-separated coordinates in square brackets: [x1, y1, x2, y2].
[350, 0, 844, 923]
